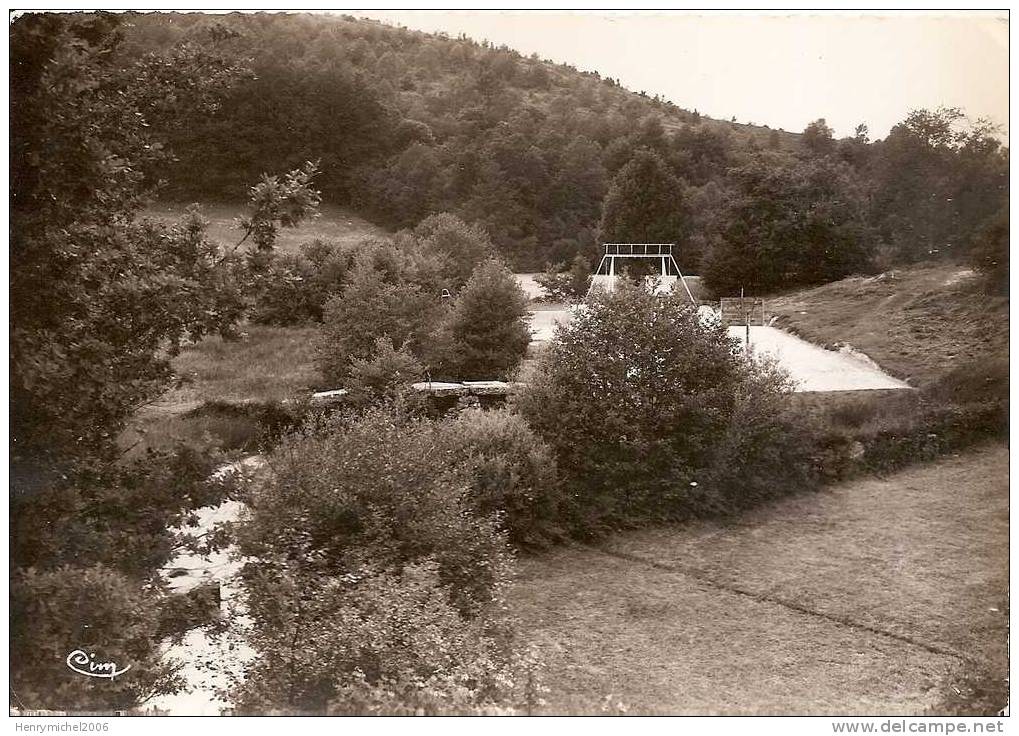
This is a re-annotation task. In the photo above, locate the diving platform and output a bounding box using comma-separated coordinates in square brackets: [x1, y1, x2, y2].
[589, 243, 697, 303]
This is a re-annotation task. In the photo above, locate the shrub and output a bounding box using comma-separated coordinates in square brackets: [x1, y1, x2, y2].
[802, 362, 1008, 481]
[858, 401, 1007, 474]
[924, 357, 1008, 407]
[441, 260, 531, 379]
[441, 409, 564, 548]
[534, 254, 591, 303]
[248, 240, 352, 326]
[534, 262, 573, 303]
[698, 360, 817, 513]
[231, 407, 531, 713]
[232, 562, 540, 715]
[346, 337, 425, 407]
[517, 281, 813, 532]
[239, 408, 512, 613]
[315, 254, 445, 386]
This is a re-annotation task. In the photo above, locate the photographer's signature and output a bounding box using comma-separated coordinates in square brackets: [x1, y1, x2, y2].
[66, 649, 131, 680]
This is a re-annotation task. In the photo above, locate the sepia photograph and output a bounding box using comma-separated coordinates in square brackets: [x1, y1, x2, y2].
[7, 6, 1011, 726]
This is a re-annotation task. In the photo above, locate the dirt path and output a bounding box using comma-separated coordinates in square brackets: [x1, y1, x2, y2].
[731, 325, 912, 392]
[509, 446, 1008, 715]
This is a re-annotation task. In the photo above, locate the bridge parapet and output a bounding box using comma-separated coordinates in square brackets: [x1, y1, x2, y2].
[310, 380, 522, 408]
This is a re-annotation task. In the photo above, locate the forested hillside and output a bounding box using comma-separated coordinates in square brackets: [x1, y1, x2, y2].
[114, 11, 1008, 277]
[10, 12, 1008, 715]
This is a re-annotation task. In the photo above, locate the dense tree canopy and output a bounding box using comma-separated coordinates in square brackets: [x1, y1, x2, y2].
[702, 154, 876, 293]
[104, 12, 794, 269]
[866, 108, 1008, 263]
[599, 149, 689, 266]
[94, 12, 1008, 281]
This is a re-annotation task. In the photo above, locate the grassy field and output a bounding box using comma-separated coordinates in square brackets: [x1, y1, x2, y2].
[510, 445, 1008, 715]
[120, 325, 321, 456]
[122, 201, 384, 455]
[167, 325, 322, 406]
[767, 264, 1007, 387]
[142, 201, 388, 255]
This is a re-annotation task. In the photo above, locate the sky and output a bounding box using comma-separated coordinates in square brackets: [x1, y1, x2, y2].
[352, 10, 1009, 142]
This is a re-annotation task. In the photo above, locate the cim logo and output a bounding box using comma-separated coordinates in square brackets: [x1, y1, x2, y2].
[66, 650, 131, 680]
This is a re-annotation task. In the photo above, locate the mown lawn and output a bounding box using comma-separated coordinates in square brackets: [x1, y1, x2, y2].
[510, 445, 1008, 715]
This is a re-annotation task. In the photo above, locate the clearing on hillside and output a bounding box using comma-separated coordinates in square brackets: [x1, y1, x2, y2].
[142, 201, 388, 254]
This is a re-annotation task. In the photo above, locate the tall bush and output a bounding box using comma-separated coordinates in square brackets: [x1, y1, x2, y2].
[441, 260, 531, 379]
[516, 281, 814, 532]
[346, 337, 425, 407]
[535, 254, 592, 303]
[316, 254, 445, 385]
[231, 408, 536, 713]
[441, 409, 564, 548]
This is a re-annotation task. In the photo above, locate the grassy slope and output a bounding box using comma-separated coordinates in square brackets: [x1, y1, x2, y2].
[767, 264, 1008, 387]
[511, 445, 1008, 715]
[142, 201, 389, 256]
[167, 325, 323, 407]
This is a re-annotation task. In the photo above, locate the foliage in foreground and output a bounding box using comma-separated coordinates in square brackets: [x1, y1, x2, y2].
[516, 281, 816, 532]
[9, 446, 233, 710]
[441, 409, 566, 548]
[11, 566, 185, 712]
[10, 14, 252, 711]
[230, 407, 542, 713]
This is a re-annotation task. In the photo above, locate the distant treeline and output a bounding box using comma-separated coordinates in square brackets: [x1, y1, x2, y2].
[117, 12, 1006, 279]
